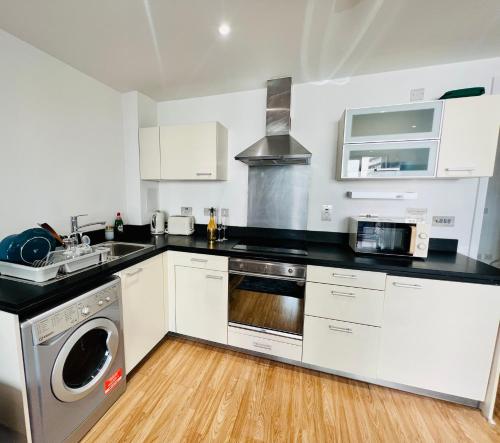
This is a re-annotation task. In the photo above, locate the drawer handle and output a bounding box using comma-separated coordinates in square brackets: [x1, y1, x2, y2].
[206, 275, 223, 280]
[253, 342, 272, 350]
[392, 282, 422, 289]
[445, 167, 475, 172]
[191, 258, 208, 263]
[331, 290, 356, 298]
[125, 268, 143, 277]
[332, 273, 357, 279]
[196, 172, 213, 176]
[328, 325, 353, 334]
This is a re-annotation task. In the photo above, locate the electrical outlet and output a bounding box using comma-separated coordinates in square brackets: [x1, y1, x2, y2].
[221, 208, 229, 217]
[432, 216, 455, 227]
[181, 207, 192, 216]
[410, 88, 425, 102]
[321, 205, 333, 221]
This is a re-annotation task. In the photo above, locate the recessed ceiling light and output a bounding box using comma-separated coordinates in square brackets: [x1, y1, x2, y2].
[218, 23, 231, 36]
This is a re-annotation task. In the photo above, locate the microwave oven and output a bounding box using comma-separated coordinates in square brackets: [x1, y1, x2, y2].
[349, 216, 429, 258]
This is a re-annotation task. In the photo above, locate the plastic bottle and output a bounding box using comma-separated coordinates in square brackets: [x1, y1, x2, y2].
[114, 212, 124, 236]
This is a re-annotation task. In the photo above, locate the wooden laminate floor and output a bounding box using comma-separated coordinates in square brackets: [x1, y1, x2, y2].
[82, 337, 500, 443]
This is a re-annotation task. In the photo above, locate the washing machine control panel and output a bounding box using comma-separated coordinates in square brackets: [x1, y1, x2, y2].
[32, 283, 119, 344]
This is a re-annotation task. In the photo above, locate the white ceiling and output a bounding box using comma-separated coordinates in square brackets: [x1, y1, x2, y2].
[1, 0, 500, 100]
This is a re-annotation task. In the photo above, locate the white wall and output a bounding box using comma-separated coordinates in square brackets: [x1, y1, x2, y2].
[157, 57, 500, 255]
[0, 30, 125, 238]
[122, 91, 158, 225]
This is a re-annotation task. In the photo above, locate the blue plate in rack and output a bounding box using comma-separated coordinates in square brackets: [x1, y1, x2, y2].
[0, 228, 56, 265]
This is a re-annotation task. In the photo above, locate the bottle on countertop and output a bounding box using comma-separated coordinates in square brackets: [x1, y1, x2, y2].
[207, 207, 217, 243]
[114, 212, 124, 237]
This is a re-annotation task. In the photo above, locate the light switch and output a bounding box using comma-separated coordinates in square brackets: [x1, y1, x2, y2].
[321, 205, 333, 221]
[410, 88, 425, 102]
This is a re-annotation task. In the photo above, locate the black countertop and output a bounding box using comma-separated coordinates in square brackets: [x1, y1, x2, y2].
[1, 232, 499, 320]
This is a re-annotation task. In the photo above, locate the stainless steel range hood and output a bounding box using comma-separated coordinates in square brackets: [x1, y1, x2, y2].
[235, 77, 312, 166]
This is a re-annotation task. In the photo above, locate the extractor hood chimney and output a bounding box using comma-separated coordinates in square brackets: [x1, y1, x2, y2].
[235, 77, 312, 166]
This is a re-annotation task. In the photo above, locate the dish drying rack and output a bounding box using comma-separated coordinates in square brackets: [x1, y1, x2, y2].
[0, 246, 107, 283]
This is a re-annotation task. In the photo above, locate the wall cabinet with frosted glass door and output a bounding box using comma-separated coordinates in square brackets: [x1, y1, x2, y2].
[337, 96, 500, 179]
[337, 101, 443, 179]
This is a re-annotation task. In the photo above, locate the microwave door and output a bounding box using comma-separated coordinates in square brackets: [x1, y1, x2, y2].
[357, 222, 378, 252]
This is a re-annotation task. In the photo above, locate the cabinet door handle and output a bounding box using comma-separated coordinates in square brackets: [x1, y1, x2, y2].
[191, 258, 208, 263]
[196, 172, 213, 176]
[332, 273, 357, 279]
[445, 167, 475, 172]
[328, 325, 353, 334]
[330, 290, 356, 298]
[253, 342, 272, 350]
[206, 275, 223, 280]
[125, 268, 143, 277]
[392, 282, 422, 289]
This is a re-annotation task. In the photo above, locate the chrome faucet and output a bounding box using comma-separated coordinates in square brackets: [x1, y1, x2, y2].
[70, 214, 106, 242]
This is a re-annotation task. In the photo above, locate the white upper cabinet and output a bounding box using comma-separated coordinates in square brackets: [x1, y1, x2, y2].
[437, 95, 500, 178]
[343, 101, 443, 144]
[160, 122, 228, 180]
[139, 127, 161, 180]
[338, 96, 500, 179]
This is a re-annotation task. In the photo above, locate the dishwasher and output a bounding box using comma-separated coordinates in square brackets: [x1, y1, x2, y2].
[228, 258, 306, 361]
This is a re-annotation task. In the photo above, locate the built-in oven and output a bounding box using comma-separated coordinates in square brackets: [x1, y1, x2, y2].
[228, 258, 306, 339]
[349, 216, 429, 258]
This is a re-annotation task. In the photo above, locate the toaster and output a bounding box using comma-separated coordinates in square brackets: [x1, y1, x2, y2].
[167, 216, 195, 235]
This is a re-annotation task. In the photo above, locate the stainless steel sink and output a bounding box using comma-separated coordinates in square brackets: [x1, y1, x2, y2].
[95, 242, 154, 259]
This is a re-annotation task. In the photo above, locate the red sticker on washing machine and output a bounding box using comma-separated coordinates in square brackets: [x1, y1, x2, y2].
[104, 368, 123, 394]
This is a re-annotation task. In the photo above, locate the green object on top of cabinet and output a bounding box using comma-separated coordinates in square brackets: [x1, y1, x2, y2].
[439, 87, 485, 100]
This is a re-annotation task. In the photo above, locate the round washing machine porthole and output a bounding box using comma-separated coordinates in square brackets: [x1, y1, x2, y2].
[51, 318, 119, 403]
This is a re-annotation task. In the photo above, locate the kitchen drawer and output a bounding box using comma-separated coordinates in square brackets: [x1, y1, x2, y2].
[168, 251, 228, 272]
[302, 316, 380, 378]
[228, 326, 302, 362]
[307, 265, 386, 290]
[305, 283, 384, 326]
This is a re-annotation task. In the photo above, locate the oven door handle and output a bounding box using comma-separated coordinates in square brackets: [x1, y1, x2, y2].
[229, 270, 305, 282]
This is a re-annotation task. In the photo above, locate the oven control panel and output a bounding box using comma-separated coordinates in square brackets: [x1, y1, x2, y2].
[229, 258, 306, 280]
[31, 282, 119, 345]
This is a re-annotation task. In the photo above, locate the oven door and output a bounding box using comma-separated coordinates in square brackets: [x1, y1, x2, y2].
[228, 271, 305, 337]
[354, 221, 417, 256]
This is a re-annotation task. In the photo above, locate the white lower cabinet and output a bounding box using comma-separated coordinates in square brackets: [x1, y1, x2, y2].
[378, 276, 500, 400]
[228, 326, 302, 361]
[302, 316, 380, 378]
[305, 282, 384, 326]
[175, 265, 228, 344]
[120, 255, 165, 374]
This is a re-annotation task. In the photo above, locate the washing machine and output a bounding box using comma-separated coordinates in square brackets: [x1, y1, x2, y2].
[21, 277, 126, 443]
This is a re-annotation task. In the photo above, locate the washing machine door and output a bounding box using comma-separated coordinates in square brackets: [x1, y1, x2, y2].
[51, 317, 119, 402]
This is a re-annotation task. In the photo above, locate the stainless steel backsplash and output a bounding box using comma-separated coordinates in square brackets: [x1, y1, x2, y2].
[247, 166, 310, 230]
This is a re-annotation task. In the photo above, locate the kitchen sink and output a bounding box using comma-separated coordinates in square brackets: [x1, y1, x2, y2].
[95, 241, 154, 258]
